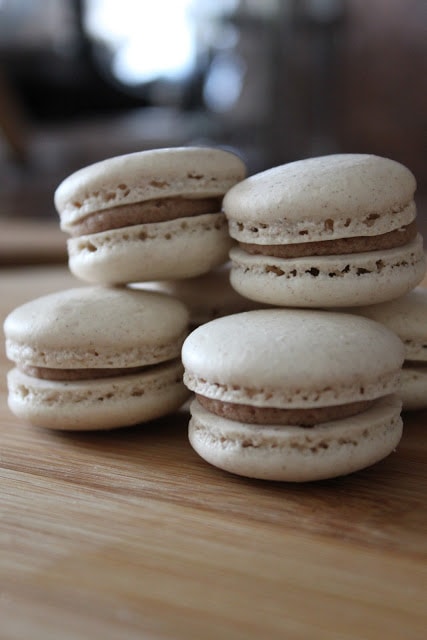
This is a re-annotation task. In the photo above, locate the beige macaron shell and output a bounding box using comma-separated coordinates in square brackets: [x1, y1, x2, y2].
[134, 262, 269, 326]
[188, 395, 403, 481]
[55, 147, 246, 230]
[66, 213, 234, 285]
[223, 154, 416, 244]
[7, 360, 189, 430]
[344, 288, 427, 361]
[182, 309, 405, 408]
[4, 286, 189, 369]
[229, 235, 426, 307]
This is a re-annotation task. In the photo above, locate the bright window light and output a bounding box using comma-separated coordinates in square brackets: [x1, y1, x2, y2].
[84, 0, 196, 84]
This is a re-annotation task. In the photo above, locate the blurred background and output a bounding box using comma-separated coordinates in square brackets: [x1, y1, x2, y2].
[0, 0, 426, 264]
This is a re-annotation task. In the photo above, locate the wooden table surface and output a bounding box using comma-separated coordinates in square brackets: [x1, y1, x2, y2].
[0, 264, 426, 640]
[0, 220, 67, 266]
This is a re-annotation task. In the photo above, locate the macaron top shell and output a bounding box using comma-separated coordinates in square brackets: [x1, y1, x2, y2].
[346, 287, 427, 361]
[5, 287, 189, 369]
[223, 154, 416, 244]
[55, 146, 246, 228]
[182, 309, 405, 408]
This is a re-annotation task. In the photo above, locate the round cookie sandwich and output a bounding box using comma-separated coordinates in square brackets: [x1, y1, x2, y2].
[344, 287, 427, 411]
[182, 309, 405, 481]
[223, 154, 426, 307]
[4, 287, 190, 430]
[135, 262, 270, 329]
[54, 146, 246, 285]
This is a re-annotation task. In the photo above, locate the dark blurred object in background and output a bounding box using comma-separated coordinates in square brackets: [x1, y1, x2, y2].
[0, 0, 426, 226]
[336, 0, 426, 197]
[0, 0, 147, 123]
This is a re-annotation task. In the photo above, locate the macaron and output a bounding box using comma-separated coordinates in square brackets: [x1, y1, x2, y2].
[4, 287, 190, 430]
[182, 309, 405, 481]
[223, 154, 426, 307]
[135, 262, 270, 329]
[54, 146, 246, 285]
[343, 287, 427, 411]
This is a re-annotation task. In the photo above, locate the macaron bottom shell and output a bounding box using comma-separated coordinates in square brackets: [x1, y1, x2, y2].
[67, 213, 233, 284]
[188, 395, 403, 482]
[7, 361, 190, 431]
[229, 235, 426, 307]
[401, 367, 427, 411]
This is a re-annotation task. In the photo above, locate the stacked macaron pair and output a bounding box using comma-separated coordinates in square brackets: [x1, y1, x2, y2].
[181, 154, 426, 481]
[4, 146, 247, 430]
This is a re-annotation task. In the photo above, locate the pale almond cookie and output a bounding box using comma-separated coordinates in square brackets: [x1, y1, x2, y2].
[182, 310, 404, 409]
[229, 235, 426, 307]
[56, 147, 246, 228]
[182, 309, 405, 481]
[223, 153, 425, 307]
[67, 213, 233, 284]
[54, 146, 246, 284]
[7, 361, 187, 431]
[343, 287, 427, 410]
[4, 286, 191, 430]
[189, 396, 402, 482]
[224, 154, 417, 244]
[134, 262, 270, 329]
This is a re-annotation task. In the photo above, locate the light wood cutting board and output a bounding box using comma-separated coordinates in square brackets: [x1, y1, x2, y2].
[0, 266, 426, 640]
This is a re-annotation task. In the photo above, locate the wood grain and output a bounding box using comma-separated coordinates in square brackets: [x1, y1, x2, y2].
[0, 266, 426, 640]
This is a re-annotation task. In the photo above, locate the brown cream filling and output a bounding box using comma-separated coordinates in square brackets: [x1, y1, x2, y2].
[196, 394, 375, 427]
[19, 359, 179, 381]
[239, 221, 417, 259]
[69, 196, 223, 237]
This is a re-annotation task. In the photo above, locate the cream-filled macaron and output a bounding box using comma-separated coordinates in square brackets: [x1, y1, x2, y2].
[54, 146, 246, 285]
[134, 262, 270, 329]
[182, 309, 405, 481]
[343, 288, 427, 410]
[223, 154, 426, 307]
[4, 287, 190, 430]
